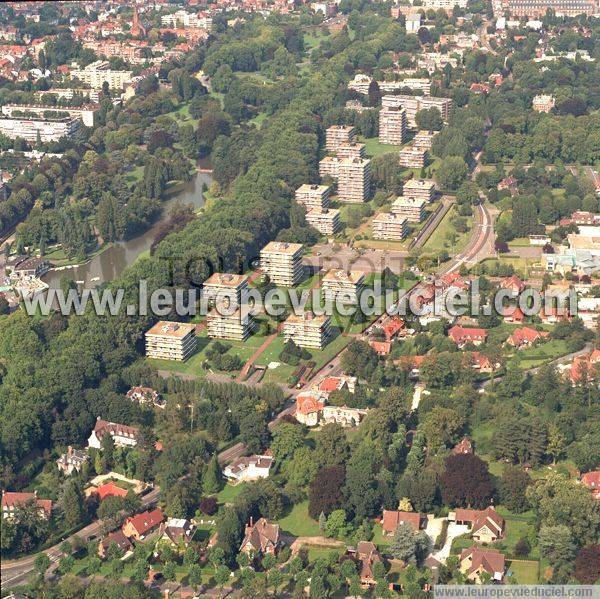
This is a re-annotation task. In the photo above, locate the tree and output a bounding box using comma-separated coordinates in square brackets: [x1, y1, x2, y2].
[325, 509, 350, 539]
[440, 453, 494, 508]
[421, 407, 465, 453]
[539, 525, 576, 568]
[435, 157, 468, 191]
[367, 80, 381, 107]
[415, 107, 443, 131]
[214, 565, 230, 597]
[574, 545, 600, 584]
[270, 423, 305, 463]
[308, 466, 345, 519]
[499, 466, 532, 513]
[163, 561, 176, 581]
[314, 424, 350, 468]
[514, 537, 531, 558]
[389, 523, 429, 564]
[60, 478, 85, 528]
[203, 454, 221, 495]
[34, 553, 51, 578]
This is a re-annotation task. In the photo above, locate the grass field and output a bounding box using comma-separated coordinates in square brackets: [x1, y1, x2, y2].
[217, 483, 246, 505]
[508, 338, 569, 369]
[358, 136, 401, 158]
[421, 206, 473, 254]
[277, 502, 321, 537]
[506, 559, 540, 584]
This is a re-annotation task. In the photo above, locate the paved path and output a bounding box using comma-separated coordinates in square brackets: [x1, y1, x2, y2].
[236, 326, 280, 382]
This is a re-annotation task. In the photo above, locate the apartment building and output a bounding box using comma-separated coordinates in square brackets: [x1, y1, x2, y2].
[403, 179, 436, 202]
[413, 130, 436, 150]
[70, 61, 132, 90]
[206, 305, 254, 341]
[145, 321, 197, 361]
[326, 125, 356, 154]
[161, 10, 212, 29]
[202, 273, 249, 305]
[421, 0, 468, 9]
[283, 312, 332, 349]
[306, 208, 341, 236]
[382, 95, 453, 128]
[392, 196, 427, 222]
[379, 106, 408, 145]
[321, 269, 365, 304]
[399, 145, 428, 168]
[1, 103, 98, 127]
[37, 88, 101, 103]
[372, 213, 409, 240]
[348, 74, 432, 96]
[338, 157, 372, 203]
[260, 241, 304, 287]
[337, 141, 366, 160]
[532, 94, 555, 113]
[0, 114, 80, 142]
[496, 0, 597, 17]
[319, 156, 342, 180]
[295, 184, 330, 211]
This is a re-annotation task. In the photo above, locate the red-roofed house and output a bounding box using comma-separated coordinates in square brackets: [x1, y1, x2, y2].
[347, 541, 382, 587]
[383, 317, 405, 341]
[453, 437, 473, 455]
[470, 82, 490, 94]
[540, 305, 570, 325]
[467, 352, 495, 373]
[95, 482, 129, 501]
[506, 326, 549, 349]
[295, 392, 325, 427]
[499, 275, 525, 295]
[2, 491, 52, 520]
[569, 349, 600, 384]
[500, 305, 525, 324]
[370, 340, 391, 355]
[581, 471, 600, 500]
[460, 547, 505, 583]
[448, 326, 487, 347]
[317, 375, 357, 394]
[382, 510, 424, 535]
[122, 508, 164, 541]
[452, 507, 505, 543]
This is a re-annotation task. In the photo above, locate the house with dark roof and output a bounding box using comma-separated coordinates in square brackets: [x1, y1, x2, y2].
[347, 541, 382, 587]
[98, 530, 133, 559]
[239, 518, 281, 557]
[158, 518, 196, 548]
[87, 417, 139, 449]
[122, 508, 164, 541]
[382, 510, 425, 535]
[459, 547, 505, 583]
[56, 446, 89, 475]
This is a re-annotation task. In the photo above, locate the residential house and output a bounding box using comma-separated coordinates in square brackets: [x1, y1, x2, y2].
[126, 386, 163, 408]
[87, 418, 139, 450]
[223, 455, 273, 483]
[369, 340, 392, 355]
[452, 507, 505, 543]
[93, 482, 128, 501]
[122, 508, 164, 541]
[447, 325, 487, 347]
[540, 305, 571, 325]
[499, 274, 526, 296]
[56, 446, 89, 475]
[581, 471, 600, 500]
[349, 541, 382, 587]
[322, 405, 368, 427]
[569, 349, 600, 384]
[453, 437, 473, 455]
[506, 326, 549, 349]
[2, 491, 52, 520]
[468, 352, 495, 373]
[239, 517, 280, 557]
[158, 518, 196, 548]
[500, 305, 525, 324]
[382, 316, 405, 341]
[98, 530, 132, 559]
[295, 392, 326, 427]
[460, 547, 505, 583]
[382, 510, 424, 535]
[317, 375, 357, 395]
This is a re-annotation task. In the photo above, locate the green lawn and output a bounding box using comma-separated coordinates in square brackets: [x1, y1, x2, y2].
[506, 560, 540, 584]
[508, 339, 569, 369]
[217, 483, 246, 505]
[358, 136, 401, 158]
[421, 205, 473, 254]
[277, 502, 321, 537]
[372, 523, 391, 552]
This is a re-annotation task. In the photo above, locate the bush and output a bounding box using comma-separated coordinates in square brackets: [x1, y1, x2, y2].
[514, 537, 531, 557]
[199, 496, 218, 515]
[434, 520, 449, 550]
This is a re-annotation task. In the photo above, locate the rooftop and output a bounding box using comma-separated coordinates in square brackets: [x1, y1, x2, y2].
[321, 269, 365, 284]
[261, 241, 303, 255]
[145, 321, 196, 338]
[203, 272, 248, 288]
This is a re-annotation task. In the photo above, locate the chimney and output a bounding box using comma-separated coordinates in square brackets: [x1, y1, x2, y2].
[67, 445, 73, 456]
[249, 515, 253, 527]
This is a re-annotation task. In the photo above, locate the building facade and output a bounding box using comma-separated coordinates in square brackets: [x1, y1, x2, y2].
[391, 196, 427, 222]
[295, 184, 330, 211]
[372, 213, 408, 240]
[338, 157, 372, 203]
[306, 208, 341, 236]
[145, 321, 197, 361]
[260, 241, 304, 287]
[283, 312, 331, 349]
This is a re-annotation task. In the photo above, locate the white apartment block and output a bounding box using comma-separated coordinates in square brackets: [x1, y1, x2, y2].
[322, 405, 368, 427]
[532, 94, 555, 113]
[202, 273, 249, 305]
[70, 61, 132, 90]
[37, 88, 101, 103]
[1, 104, 98, 127]
[379, 106, 408, 145]
[321, 269, 365, 304]
[403, 179, 436, 202]
[421, 0, 468, 9]
[413, 130, 436, 150]
[161, 10, 212, 29]
[337, 141, 366, 160]
[392, 196, 427, 222]
[319, 156, 342, 180]
[382, 95, 452, 128]
[338, 157, 372, 203]
[283, 312, 331, 349]
[348, 74, 432, 96]
[260, 241, 304, 287]
[295, 184, 330, 211]
[0, 115, 80, 142]
[306, 208, 341, 236]
[145, 321, 197, 361]
[399, 144, 428, 168]
[372, 213, 409, 240]
[326, 125, 356, 153]
[206, 306, 254, 341]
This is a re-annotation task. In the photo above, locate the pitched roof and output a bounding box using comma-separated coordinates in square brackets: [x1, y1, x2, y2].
[369, 340, 391, 355]
[460, 546, 505, 578]
[581, 471, 600, 489]
[318, 377, 344, 393]
[453, 437, 473, 454]
[355, 541, 382, 581]
[500, 275, 524, 292]
[448, 325, 487, 344]
[226, 455, 273, 475]
[124, 508, 164, 536]
[1, 491, 52, 516]
[296, 392, 325, 415]
[101, 530, 132, 553]
[96, 482, 128, 501]
[383, 317, 405, 340]
[382, 510, 422, 533]
[92, 418, 139, 441]
[240, 518, 280, 553]
[507, 326, 548, 346]
[455, 507, 504, 537]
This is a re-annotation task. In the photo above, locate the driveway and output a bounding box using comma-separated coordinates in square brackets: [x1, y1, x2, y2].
[429, 521, 470, 563]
